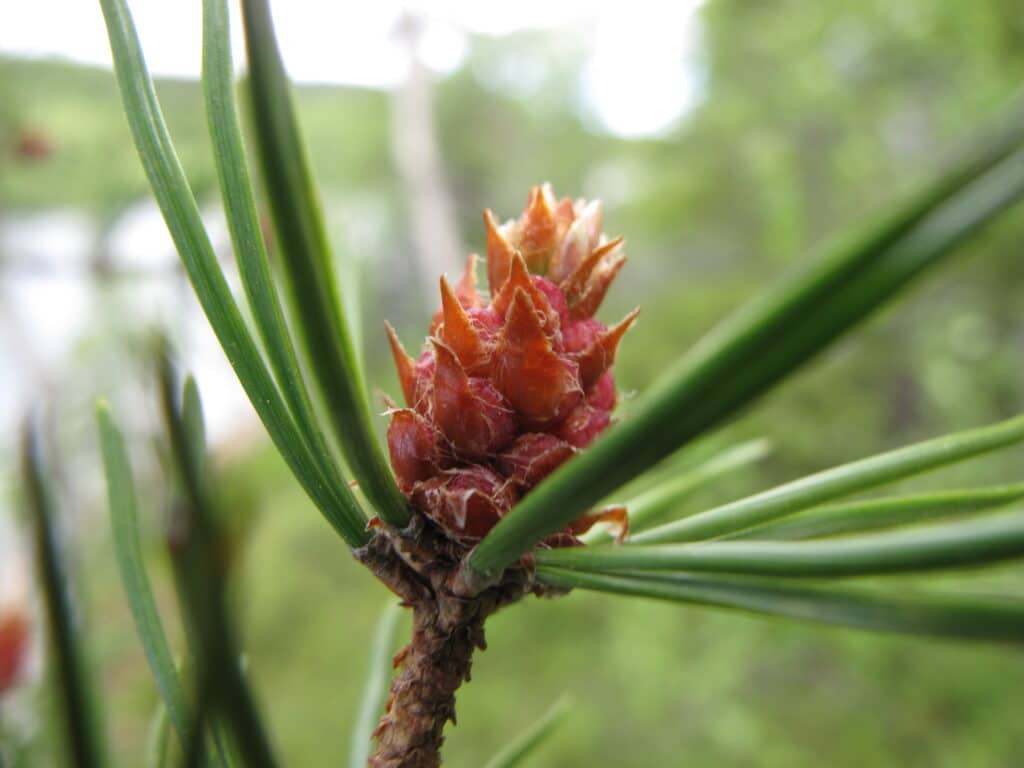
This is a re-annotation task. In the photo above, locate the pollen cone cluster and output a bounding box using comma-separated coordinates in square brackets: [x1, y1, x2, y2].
[386, 185, 637, 544]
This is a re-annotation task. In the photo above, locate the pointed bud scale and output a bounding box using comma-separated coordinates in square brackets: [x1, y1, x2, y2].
[387, 408, 445, 493]
[493, 289, 582, 428]
[565, 505, 628, 542]
[573, 308, 639, 389]
[539, 500, 627, 549]
[561, 236, 624, 303]
[518, 185, 558, 273]
[385, 322, 418, 407]
[410, 466, 517, 542]
[539, 531, 584, 549]
[578, 199, 603, 249]
[554, 196, 576, 243]
[454, 253, 481, 308]
[586, 370, 618, 410]
[496, 433, 576, 487]
[484, 208, 515, 294]
[411, 350, 435, 414]
[438, 276, 490, 374]
[569, 251, 627, 321]
[549, 215, 590, 284]
[492, 252, 558, 330]
[431, 340, 516, 458]
[430, 254, 483, 332]
[556, 403, 611, 448]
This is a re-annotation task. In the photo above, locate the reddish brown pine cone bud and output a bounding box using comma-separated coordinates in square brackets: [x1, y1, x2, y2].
[430, 340, 517, 459]
[410, 466, 518, 541]
[492, 289, 582, 429]
[587, 371, 618, 410]
[385, 184, 638, 545]
[556, 403, 611, 449]
[387, 408, 446, 493]
[496, 433, 576, 488]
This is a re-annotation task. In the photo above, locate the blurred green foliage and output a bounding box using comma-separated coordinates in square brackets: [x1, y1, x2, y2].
[2, 0, 1024, 765]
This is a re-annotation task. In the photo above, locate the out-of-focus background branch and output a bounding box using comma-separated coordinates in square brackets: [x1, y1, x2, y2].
[390, 12, 464, 311]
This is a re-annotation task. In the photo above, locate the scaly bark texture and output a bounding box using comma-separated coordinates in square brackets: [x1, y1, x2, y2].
[356, 517, 532, 768]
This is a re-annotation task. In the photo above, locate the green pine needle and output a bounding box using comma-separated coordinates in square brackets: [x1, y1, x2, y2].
[634, 413, 1024, 544]
[22, 421, 110, 768]
[538, 508, 1024, 578]
[96, 402, 191, 743]
[731, 483, 1024, 540]
[239, 0, 409, 527]
[98, 0, 369, 547]
[348, 601, 404, 768]
[537, 567, 1024, 643]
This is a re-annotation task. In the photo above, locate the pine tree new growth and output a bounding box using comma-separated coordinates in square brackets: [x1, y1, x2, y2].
[386, 184, 637, 546]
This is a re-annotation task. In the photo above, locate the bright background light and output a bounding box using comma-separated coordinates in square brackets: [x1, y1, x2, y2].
[0, 0, 704, 136]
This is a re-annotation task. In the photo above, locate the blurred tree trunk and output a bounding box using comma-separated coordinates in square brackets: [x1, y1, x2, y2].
[391, 14, 464, 314]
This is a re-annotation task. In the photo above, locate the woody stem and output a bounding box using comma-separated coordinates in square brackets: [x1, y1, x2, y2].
[354, 518, 533, 767]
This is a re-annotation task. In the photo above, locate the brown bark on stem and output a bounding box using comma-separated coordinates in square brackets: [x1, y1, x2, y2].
[355, 516, 533, 768]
